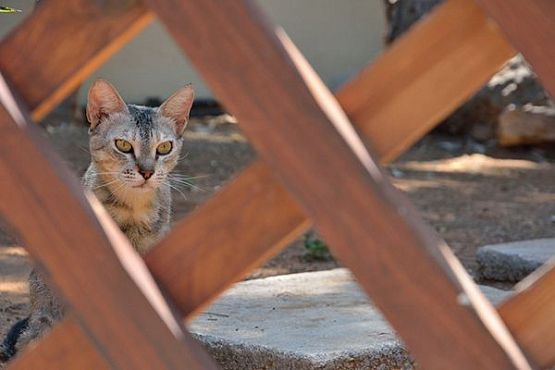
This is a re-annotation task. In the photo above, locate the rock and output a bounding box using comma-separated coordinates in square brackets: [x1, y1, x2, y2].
[497, 105, 555, 146]
[477, 239, 555, 282]
[383, 1, 553, 141]
[190, 269, 511, 370]
[441, 56, 552, 141]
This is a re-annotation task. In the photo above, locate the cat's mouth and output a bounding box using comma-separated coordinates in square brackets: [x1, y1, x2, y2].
[124, 177, 152, 189]
[132, 182, 151, 189]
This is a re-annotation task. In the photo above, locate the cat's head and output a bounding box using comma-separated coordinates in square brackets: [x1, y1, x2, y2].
[86, 79, 194, 192]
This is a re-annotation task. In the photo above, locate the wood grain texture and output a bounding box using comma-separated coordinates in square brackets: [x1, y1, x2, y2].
[7, 315, 109, 370]
[336, 0, 515, 162]
[499, 264, 555, 368]
[474, 0, 555, 100]
[0, 0, 154, 122]
[0, 77, 216, 369]
[471, 1, 555, 367]
[146, 0, 530, 369]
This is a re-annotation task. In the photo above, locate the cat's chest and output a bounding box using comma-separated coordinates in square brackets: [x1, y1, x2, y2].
[107, 202, 156, 226]
[87, 177, 171, 252]
[105, 202, 166, 253]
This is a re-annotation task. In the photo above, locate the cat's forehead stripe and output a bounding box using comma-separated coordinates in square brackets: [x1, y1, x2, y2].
[128, 104, 154, 140]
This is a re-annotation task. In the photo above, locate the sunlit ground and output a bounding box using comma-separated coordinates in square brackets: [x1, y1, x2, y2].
[0, 246, 30, 294]
[390, 153, 555, 274]
[0, 245, 31, 335]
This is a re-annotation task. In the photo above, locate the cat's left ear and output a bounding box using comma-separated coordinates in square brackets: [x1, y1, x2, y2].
[159, 84, 195, 136]
[86, 79, 128, 130]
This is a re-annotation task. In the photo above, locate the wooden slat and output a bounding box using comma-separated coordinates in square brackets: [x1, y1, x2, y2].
[146, 0, 530, 369]
[10, 0, 517, 366]
[0, 77, 216, 369]
[470, 2, 555, 368]
[336, 0, 515, 162]
[474, 0, 555, 99]
[0, 0, 154, 122]
[6, 315, 109, 370]
[499, 267, 555, 369]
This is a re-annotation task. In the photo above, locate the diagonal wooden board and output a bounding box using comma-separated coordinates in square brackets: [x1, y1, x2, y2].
[0, 0, 154, 122]
[5, 0, 520, 368]
[145, 0, 530, 369]
[474, 0, 555, 368]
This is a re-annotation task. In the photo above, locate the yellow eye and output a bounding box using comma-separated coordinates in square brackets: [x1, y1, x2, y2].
[156, 141, 173, 155]
[115, 139, 133, 153]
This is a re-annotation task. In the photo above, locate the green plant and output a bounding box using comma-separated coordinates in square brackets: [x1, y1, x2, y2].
[303, 232, 331, 261]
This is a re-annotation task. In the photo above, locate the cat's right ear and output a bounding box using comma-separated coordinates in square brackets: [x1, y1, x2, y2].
[86, 79, 128, 131]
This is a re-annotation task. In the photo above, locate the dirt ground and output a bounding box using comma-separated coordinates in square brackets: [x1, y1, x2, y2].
[1, 113, 555, 339]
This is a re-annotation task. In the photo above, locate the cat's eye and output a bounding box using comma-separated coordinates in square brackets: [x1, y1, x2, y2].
[115, 139, 133, 153]
[156, 141, 173, 155]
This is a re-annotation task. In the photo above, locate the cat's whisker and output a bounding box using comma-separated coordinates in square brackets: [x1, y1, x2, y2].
[169, 177, 196, 186]
[109, 183, 126, 201]
[169, 173, 208, 180]
[93, 179, 121, 190]
[93, 181, 119, 190]
[168, 177, 204, 192]
[168, 174, 208, 190]
[77, 146, 91, 154]
[94, 172, 120, 176]
[168, 171, 210, 178]
[165, 181, 188, 200]
[178, 151, 190, 161]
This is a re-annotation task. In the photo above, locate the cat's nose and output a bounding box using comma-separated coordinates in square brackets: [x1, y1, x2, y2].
[138, 168, 153, 180]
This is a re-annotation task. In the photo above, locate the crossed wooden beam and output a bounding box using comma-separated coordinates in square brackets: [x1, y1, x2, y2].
[1, 0, 555, 368]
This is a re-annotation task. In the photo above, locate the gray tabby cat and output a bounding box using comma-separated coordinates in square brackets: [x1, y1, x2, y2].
[0, 79, 194, 363]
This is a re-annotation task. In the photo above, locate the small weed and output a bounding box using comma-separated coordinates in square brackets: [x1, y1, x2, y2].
[303, 232, 331, 261]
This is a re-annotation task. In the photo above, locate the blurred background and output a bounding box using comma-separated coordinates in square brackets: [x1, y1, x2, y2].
[0, 0, 386, 102]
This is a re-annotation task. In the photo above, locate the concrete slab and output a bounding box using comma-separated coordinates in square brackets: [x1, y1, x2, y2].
[477, 238, 555, 282]
[189, 269, 511, 370]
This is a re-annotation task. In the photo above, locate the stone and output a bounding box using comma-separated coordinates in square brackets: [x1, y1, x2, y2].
[497, 105, 555, 146]
[190, 269, 511, 370]
[477, 238, 555, 282]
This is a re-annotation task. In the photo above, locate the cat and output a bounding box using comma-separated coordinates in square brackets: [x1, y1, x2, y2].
[0, 79, 195, 363]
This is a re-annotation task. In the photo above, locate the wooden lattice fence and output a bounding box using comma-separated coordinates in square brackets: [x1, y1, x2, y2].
[1, 0, 555, 369]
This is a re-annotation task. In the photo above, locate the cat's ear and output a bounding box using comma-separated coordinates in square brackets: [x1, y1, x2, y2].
[159, 84, 195, 136]
[86, 79, 128, 130]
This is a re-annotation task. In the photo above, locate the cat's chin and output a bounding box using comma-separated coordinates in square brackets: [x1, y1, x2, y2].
[126, 181, 157, 192]
[130, 183, 156, 191]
